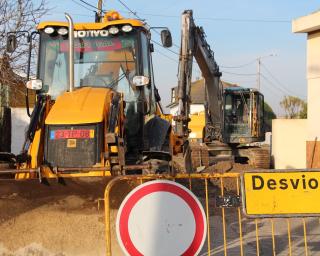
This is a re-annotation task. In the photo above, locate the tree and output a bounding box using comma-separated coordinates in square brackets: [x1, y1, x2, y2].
[0, 0, 48, 107]
[264, 102, 276, 132]
[299, 101, 307, 118]
[0, 1, 48, 83]
[280, 96, 306, 119]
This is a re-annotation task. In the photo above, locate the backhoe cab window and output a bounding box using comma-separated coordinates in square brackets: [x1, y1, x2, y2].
[39, 30, 137, 99]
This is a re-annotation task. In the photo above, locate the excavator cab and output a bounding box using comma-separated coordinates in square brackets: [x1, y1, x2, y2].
[223, 87, 265, 144]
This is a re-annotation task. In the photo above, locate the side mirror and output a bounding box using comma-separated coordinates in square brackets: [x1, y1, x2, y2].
[161, 29, 172, 48]
[26, 79, 43, 90]
[132, 76, 150, 87]
[6, 34, 17, 53]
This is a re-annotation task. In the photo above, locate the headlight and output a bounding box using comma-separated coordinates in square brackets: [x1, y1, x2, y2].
[44, 27, 55, 34]
[121, 25, 132, 32]
[108, 26, 119, 35]
[57, 27, 68, 35]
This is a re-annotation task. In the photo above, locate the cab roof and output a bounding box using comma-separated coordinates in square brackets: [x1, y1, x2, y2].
[37, 18, 145, 30]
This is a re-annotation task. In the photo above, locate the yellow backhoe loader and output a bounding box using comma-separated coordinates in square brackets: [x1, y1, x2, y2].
[2, 10, 182, 182]
[0, 8, 188, 254]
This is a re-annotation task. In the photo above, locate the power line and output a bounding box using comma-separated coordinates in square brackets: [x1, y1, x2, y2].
[196, 17, 290, 23]
[112, 11, 290, 24]
[154, 49, 178, 63]
[221, 71, 257, 76]
[260, 73, 290, 96]
[70, 0, 267, 75]
[71, 0, 96, 12]
[116, 0, 144, 20]
[261, 63, 301, 97]
[220, 59, 257, 69]
[77, 0, 105, 11]
[151, 40, 180, 55]
[115, 0, 181, 49]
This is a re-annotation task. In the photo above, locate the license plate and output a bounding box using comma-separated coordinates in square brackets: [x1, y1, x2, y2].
[50, 129, 94, 139]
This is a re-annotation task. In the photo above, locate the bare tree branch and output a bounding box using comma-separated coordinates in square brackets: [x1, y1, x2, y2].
[0, 0, 48, 107]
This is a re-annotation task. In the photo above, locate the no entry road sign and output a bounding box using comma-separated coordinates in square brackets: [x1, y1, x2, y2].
[116, 180, 207, 256]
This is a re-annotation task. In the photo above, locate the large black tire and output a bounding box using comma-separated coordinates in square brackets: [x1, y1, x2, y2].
[0, 107, 11, 152]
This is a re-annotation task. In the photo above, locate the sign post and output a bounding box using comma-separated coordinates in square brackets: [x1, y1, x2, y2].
[116, 180, 207, 256]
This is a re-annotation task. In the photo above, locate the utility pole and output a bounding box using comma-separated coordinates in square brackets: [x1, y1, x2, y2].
[256, 54, 275, 91]
[257, 58, 261, 91]
[97, 0, 103, 22]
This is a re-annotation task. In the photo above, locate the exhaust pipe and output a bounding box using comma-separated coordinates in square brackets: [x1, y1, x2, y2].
[65, 13, 74, 92]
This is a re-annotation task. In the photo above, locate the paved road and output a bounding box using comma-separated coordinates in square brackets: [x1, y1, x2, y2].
[199, 213, 320, 256]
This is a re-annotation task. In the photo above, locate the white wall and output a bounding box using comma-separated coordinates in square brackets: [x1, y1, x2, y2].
[11, 108, 30, 154]
[169, 104, 205, 116]
[272, 119, 307, 169]
[306, 31, 320, 142]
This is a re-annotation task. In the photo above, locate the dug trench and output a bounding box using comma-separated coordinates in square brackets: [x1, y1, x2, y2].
[0, 178, 133, 256]
[0, 161, 253, 256]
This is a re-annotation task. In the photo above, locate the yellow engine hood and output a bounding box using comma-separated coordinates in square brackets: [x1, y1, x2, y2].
[45, 87, 113, 125]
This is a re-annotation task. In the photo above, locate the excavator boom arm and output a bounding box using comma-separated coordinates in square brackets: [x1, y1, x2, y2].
[176, 10, 223, 140]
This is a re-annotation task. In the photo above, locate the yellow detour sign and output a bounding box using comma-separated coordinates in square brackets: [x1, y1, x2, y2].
[242, 170, 320, 216]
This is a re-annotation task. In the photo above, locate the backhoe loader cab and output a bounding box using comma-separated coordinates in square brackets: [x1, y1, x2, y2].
[223, 87, 265, 144]
[4, 11, 174, 179]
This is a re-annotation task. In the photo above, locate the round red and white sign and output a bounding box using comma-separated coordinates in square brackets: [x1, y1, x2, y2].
[116, 180, 207, 256]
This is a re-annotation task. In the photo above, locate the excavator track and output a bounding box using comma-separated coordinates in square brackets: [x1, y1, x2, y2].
[183, 142, 271, 171]
[247, 147, 271, 169]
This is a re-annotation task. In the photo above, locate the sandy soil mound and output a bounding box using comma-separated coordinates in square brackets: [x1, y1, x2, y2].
[0, 194, 105, 256]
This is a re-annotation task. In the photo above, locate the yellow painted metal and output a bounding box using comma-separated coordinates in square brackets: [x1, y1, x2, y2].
[255, 219, 260, 256]
[205, 179, 211, 256]
[243, 171, 320, 215]
[271, 219, 276, 256]
[37, 18, 144, 30]
[303, 218, 309, 256]
[41, 166, 112, 178]
[104, 173, 240, 256]
[103, 172, 316, 256]
[236, 177, 244, 256]
[45, 87, 113, 125]
[220, 177, 228, 256]
[110, 146, 118, 153]
[287, 219, 292, 256]
[16, 129, 43, 179]
[189, 112, 205, 140]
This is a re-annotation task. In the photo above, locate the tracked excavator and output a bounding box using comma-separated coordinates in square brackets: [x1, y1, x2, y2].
[175, 10, 270, 170]
[1, 10, 182, 181]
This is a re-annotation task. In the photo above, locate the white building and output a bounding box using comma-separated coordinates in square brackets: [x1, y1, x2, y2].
[272, 10, 320, 169]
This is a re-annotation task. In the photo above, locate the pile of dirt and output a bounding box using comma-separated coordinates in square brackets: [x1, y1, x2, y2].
[0, 194, 105, 256]
[0, 179, 111, 256]
[205, 161, 255, 174]
[204, 161, 255, 192]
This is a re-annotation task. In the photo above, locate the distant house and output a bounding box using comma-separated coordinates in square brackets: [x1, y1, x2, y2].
[0, 55, 35, 108]
[167, 78, 237, 116]
[0, 55, 35, 153]
[167, 78, 236, 140]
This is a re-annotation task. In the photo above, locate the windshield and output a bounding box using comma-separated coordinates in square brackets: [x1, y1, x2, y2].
[224, 92, 250, 135]
[39, 31, 137, 99]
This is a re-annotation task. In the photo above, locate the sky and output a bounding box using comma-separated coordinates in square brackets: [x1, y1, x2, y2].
[34, 0, 320, 115]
